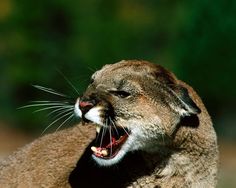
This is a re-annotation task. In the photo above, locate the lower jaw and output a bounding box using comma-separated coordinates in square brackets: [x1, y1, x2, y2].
[91, 150, 125, 166]
[93, 151, 119, 160]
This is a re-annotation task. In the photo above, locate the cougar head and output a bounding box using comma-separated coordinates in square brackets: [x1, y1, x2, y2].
[74, 60, 200, 166]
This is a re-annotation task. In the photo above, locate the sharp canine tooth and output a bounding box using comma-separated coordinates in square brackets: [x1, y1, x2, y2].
[91, 146, 97, 152]
[96, 125, 101, 133]
[101, 149, 108, 156]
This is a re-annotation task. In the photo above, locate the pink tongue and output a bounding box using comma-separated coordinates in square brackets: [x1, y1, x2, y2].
[106, 137, 117, 148]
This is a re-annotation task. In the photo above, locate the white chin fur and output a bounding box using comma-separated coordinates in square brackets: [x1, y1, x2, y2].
[74, 102, 103, 125]
[84, 107, 103, 125]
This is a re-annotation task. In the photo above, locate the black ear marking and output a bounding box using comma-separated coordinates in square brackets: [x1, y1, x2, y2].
[170, 85, 201, 116]
[152, 64, 177, 85]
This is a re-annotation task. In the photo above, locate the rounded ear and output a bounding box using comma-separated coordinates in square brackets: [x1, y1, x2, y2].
[169, 85, 201, 116]
[151, 64, 200, 116]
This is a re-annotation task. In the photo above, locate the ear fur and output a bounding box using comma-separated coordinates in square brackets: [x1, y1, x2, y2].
[170, 85, 201, 116]
[151, 64, 200, 116]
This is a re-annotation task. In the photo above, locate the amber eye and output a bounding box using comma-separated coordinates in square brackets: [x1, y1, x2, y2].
[109, 90, 131, 98]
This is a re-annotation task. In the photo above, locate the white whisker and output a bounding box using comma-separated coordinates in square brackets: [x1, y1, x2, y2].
[55, 113, 74, 132]
[52, 108, 74, 119]
[47, 106, 74, 117]
[41, 111, 74, 135]
[30, 100, 69, 103]
[161, 132, 165, 145]
[100, 124, 106, 148]
[32, 85, 68, 97]
[18, 103, 70, 109]
[119, 124, 130, 136]
[109, 125, 112, 157]
[109, 118, 119, 137]
[33, 105, 73, 113]
[56, 69, 80, 95]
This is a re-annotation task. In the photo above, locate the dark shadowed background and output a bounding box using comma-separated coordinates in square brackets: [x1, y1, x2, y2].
[0, 0, 235, 187]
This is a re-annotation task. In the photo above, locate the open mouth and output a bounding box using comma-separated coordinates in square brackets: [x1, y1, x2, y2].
[91, 125, 130, 159]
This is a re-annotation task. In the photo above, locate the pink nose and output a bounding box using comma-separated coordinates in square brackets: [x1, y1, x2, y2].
[79, 101, 94, 109]
[78, 100, 95, 116]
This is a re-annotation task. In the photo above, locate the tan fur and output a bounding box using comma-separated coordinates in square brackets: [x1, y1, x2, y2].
[0, 60, 218, 187]
[0, 125, 95, 187]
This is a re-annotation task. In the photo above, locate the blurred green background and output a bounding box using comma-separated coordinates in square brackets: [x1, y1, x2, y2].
[0, 0, 235, 187]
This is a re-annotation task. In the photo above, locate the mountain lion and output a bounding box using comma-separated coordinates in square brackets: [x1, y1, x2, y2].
[0, 60, 218, 187]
